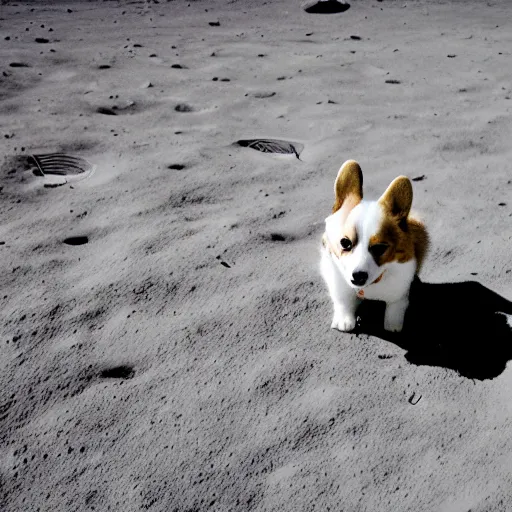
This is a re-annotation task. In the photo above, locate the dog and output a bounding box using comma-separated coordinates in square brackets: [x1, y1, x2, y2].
[320, 160, 429, 332]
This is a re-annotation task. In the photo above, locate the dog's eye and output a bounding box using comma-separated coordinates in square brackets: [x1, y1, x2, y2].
[340, 237, 353, 251]
[369, 243, 388, 258]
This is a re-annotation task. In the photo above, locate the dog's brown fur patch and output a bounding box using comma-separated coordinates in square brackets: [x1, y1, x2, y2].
[370, 215, 429, 269]
[333, 160, 363, 213]
[378, 176, 413, 219]
[373, 174, 429, 269]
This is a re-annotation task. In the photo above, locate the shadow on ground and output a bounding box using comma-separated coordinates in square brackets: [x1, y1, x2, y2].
[356, 278, 512, 380]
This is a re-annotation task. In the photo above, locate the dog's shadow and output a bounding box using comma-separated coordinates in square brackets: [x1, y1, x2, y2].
[356, 278, 512, 380]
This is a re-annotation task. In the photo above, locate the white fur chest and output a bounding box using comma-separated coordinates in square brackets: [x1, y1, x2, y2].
[353, 258, 417, 303]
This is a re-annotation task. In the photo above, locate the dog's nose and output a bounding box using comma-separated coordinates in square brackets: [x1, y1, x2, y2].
[351, 271, 368, 286]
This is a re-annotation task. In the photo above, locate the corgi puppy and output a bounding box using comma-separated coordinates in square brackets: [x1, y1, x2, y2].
[320, 160, 429, 332]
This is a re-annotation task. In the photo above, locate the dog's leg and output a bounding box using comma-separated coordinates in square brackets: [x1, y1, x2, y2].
[321, 250, 358, 331]
[384, 296, 409, 332]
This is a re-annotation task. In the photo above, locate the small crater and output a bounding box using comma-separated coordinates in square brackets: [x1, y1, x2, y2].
[303, 0, 350, 14]
[167, 164, 186, 170]
[44, 182, 66, 188]
[96, 106, 117, 115]
[100, 365, 135, 380]
[216, 255, 232, 268]
[408, 392, 422, 405]
[63, 236, 89, 246]
[252, 91, 276, 99]
[111, 101, 137, 113]
[175, 103, 194, 113]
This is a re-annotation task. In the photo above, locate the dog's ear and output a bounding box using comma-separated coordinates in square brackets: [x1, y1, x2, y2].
[378, 176, 413, 221]
[333, 160, 363, 213]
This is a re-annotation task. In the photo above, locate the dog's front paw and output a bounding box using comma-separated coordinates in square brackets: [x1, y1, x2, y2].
[331, 311, 357, 332]
[383, 316, 404, 333]
[384, 300, 408, 332]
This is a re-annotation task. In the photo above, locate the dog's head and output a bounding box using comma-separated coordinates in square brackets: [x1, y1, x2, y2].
[324, 160, 415, 289]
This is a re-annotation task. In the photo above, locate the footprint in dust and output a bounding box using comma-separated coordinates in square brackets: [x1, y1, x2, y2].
[63, 236, 89, 246]
[100, 365, 135, 380]
[303, 0, 350, 14]
[236, 139, 303, 159]
[29, 153, 95, 179]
